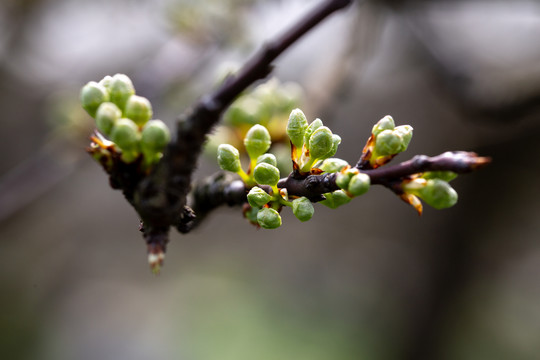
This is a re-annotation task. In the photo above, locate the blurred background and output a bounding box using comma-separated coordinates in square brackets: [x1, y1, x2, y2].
[1, 0, 540, 359]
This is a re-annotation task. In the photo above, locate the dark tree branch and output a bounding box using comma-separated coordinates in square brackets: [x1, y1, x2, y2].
[127, 0, 355, 254]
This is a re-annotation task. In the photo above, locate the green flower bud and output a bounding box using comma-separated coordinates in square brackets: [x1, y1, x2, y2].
[80, 81, 109, 117]
[319, 158, 349, 173]
[336, 170, 355, 189]
[374, 129, 402, 156]
[95, 102, 121, 136]
[303, 118, 323, 150]
[417, 179, 458, 209]
[320, 190, 351, 209]
[292, 197, 314, 222]
[394, 125, 413, 152]
[372, 115, 395, 136]
[422, 171, 458, 182]
[217, 144, 242, 173]
[256, 153, 277, 167]
[323, 134, 341, 159]
[110, 118, 140, 162]
[247, 186, 272, 208]
[141, 120, 171, 164]
[125, 95, 153, 127]
[253, 162, 280, 186]
[286, 108, 308, 148]
[244, 124, 271, 159]
[309, 126, 333, 159]
[257, 207, 282, 229]
[109, 74, 135, 111]
[99, 75, 113, 91]
[347, 173, 370, 197]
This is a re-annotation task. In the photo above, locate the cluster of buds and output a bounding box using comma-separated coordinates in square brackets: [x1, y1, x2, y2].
[362, 115, 413, 168]
[217, 123, 314, 229]
[81, 74, 171, 169]
[287, 109, 342, 174]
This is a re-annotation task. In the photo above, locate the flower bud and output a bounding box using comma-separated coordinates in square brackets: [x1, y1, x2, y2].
[323, 134, 341, 159]
[257, 207, 282, 229]
[374, 129, 402, 156]
[109, 74, 135, 111]
[320, 190, 351, 209]
[244, 124, 271, 159]
[286, 108, 308, 148]
[217, 144, 242, 173]
[372, 115, 395, 136]
[256, 153, 277, 167]
[309, 126, 333, 159]
[336, 169, 356, 189]
[319, 158, 349, 173]
[347, 173, 370, 197]
[247, 186, 272, 208]
[80, 81, 109, 117]
[417, 179, 458, 209]
[303, 118, 323, 150]
[292, 197, 314, 222]
[394, 125, 413, 152]
[253, 162, 280, 186]
[125, 95, 153, 127]
[99, 75, 113, 90]
[422, 171, 457, 182]
[110, 118, 140, 162]
[95, 102, 121, 136]
[141, 120, 171, 164]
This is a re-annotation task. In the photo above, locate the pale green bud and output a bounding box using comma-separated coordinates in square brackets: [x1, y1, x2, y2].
[286, 108, 308, 148]
[109, 74, 135, 111]
[319, 158, 349, 173]
[247, 186, 272, 208]
[80, 81, 109, 117]
[257, 207, 282, 229]
[323, 134, 341, 159]
[320, 190, 351, 209]
[141, 120, 171, 164]
[110, 118, 140, 162]
[303, 118, 323, 150]
[125, 95, 153, 127]
[256, 153, 277, 167]
[347, 173, 370, 197]
[217, 144, 241, 173]
[394, 125, 413, 152]
[309, 126, 333, 159]
[244, 124, 271, 159]
[253, 162, 280, 186]
[336, 170, 355, 189]
[99, 75, 113, 90]
[292, 197, 314, 222]
[417, 179, 458, 209]
[374, 129, 402, 156]
[372, 115, 395, 136]
[95, 102, 121, 136]
[422, 171, 457, 182]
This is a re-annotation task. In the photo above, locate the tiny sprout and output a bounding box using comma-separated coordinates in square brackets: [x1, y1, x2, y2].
[309, 126, 333, 160]
[394, 125, 413, 152]
[287, 108, 308, 149]
[303, 118, 323, 150]
[141, 120, 171, 165]
[253, 162, 280, 186]
[417, 179, 458, 209]
[110, 118, 141, 163]
[99, 75, 113, 90]
[125, 95, 153, 127]
[319, 158, 349, 173]
[320, 190, 351, 209]
[292, 197, 314, 222]
[257, 207, 282, 229]
[256, 153, 278, 167]
[109, 74, 135, 111]
[95, 102, 121, 136]
[336, 168, 357, 190]
[347, 173, 370, 197]
[247, 186, 272, 208]
[244, 124, 271, 159]
[372, 115, 395, 136]
[80, 81, 109, 118]
[217, 144, 242, 173]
